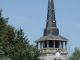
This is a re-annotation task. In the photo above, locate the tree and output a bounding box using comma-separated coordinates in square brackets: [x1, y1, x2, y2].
[0, 46, 5, 59]
[0, 46, 12, 60]
[0, 10, 41, 60]
[68, 47, 80, 60]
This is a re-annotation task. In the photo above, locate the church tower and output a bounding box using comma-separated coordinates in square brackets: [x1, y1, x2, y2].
[35, 0, 68, 60]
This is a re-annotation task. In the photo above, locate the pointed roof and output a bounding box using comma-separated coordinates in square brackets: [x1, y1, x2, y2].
[35, 0, 68, 42]
[44, 0, 59, 36]
[35, 34, 68, 42]
[46, 0, 56, 27]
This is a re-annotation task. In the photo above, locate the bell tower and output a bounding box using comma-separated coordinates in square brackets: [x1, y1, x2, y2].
[35, 0, 68, 60]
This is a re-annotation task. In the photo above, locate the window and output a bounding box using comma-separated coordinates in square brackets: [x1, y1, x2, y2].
[58, 58, 61, 60]
[54, 58, 57, 60]
[42, 59, 44, 60]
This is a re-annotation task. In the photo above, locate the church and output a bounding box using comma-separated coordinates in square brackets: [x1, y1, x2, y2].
[35, 0, 68, 60]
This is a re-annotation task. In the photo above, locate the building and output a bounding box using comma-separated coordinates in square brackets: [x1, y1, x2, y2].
[35, 0, 68, 60]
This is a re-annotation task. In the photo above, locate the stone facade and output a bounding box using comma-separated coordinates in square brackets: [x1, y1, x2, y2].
[39, 48, 67, 60]
[39, 53, 67, 60]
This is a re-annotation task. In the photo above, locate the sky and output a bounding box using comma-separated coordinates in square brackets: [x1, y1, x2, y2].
[0, 0, 80, 55]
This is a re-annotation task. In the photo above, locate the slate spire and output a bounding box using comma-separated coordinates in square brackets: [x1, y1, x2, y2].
[44, 0, 59, 36]
[46, 0, 56, 27]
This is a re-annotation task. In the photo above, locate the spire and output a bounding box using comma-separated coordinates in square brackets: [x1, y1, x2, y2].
[46, 0, 56, 27]
[44, 0, 59, 36]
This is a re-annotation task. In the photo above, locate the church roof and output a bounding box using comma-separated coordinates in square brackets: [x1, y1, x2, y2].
[35, 34, 68, 43]
[35, 0, 69, 42]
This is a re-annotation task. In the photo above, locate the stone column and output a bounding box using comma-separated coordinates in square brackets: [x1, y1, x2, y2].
[47, 40, 49, 48]
[43, 41, 45, 48]
[53, 40, 55, 48]
[59, 41, 61, 48]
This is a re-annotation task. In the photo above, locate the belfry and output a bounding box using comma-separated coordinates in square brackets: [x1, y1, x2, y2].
[35, 0, 68, 60]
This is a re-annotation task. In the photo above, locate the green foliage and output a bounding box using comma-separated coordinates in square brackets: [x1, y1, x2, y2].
[0, 10, 41, 60]
[68, 47, 80, 60]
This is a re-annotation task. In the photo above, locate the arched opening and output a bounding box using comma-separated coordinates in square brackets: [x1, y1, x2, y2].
[42, 59, 44, 60]
[55, 41, 59, 48]
[58, 58, 61, 60]
[49, 40, 53, 48]
[54, 58, 57, 60]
